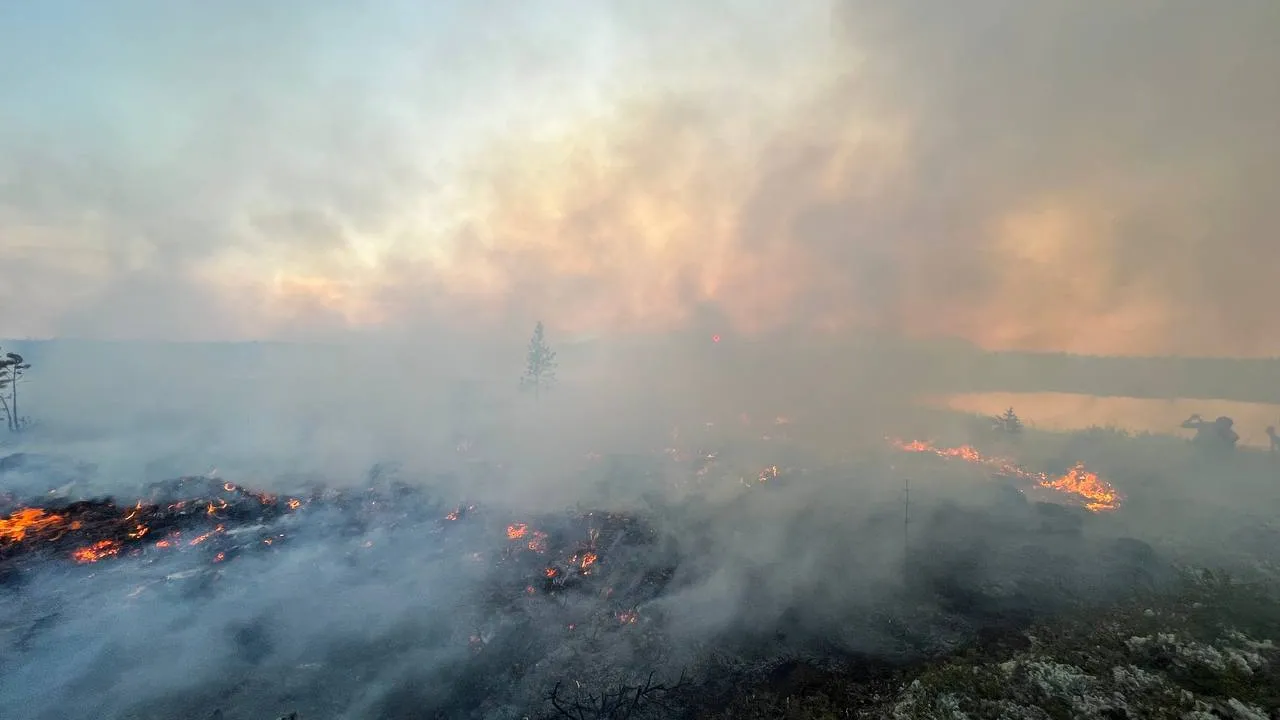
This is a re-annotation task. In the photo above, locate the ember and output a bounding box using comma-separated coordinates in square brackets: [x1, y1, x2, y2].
[891, 439, 1123, 511]
[72, 539, 121, 564]
[0, 471, 673, 654]
[0, 475, 304, 572]
[0, 452, 1172, 720]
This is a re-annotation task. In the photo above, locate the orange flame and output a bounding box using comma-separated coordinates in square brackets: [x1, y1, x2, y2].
[72, 539, 121, 564]
[1040, 462, 1121, 512]
[506, 523, 528, 540]
[188, 525, 225, 546]
[0, 508, 66, 542]
[891, 439, 1122, 512]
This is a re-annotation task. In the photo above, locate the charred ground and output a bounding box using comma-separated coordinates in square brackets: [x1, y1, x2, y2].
[0, 429, 1239, 720]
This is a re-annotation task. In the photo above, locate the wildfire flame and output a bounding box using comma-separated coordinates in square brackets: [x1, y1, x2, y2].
[1, 508, 67, 542]
[506, 523, 528, 540]
[1041, 462, 1121, 513]
[72, 539, 121, 564]
[188, 525, 225, 546]
[891, 439, 1122, 512]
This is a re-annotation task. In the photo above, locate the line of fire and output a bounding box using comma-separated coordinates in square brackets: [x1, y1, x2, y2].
[1, 426, 1121, 576]
[0, 405, 1240, 718]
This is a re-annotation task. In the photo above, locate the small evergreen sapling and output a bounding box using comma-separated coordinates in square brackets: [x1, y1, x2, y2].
[521, 321, 558, 400]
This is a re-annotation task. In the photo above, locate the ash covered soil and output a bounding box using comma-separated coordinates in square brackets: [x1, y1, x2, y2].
[1, 445, 1278, 719]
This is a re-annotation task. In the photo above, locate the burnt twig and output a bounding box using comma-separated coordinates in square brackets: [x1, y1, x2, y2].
[543, 669, 689, 720]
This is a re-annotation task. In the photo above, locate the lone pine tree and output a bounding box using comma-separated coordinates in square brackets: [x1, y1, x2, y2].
[0, 350, 31, 432]
[994, 407, 1023, 435]
[520, 321, 558, 400]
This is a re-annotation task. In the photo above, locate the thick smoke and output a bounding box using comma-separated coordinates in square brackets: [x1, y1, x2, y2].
[2, 2, 1279, 718]
[4, 1, 1279, 354]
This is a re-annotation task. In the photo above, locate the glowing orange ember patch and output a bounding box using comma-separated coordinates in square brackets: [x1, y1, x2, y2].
[287, 499, 301, 510]
[891, 439, 1122, 512]
[545, 567, 558, 578]
[445, 509, 460, 521]
[0, 508, 66, 542]
[188, 525, 225, 546]
[72, 539, 121, 563]
[580, 552, 598, 570]
[223, 482, 236, 492]
[506, 523, 528, 540]
[528, 531, 549, 553]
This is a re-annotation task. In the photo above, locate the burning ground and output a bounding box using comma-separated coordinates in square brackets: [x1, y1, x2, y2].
[889, 439, 1123, 512]
[0, 434, 1274, 719]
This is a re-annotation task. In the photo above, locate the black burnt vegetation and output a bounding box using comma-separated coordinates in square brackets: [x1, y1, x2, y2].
[545, 670, 690, 720]
[1, 425, 1279, 719]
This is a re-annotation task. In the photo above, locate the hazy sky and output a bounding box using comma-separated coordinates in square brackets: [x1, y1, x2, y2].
[2, 1, 1278, 355]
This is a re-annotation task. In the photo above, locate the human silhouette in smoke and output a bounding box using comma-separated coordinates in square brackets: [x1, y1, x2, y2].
[1266, 425, 1280, 455]
[1180, 413, 1239, 451]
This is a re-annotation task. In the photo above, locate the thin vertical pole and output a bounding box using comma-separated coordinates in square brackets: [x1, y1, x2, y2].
[903, 477, 910, 583]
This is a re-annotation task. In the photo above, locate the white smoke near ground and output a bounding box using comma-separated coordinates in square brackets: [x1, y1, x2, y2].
[1, 1, 1279, 718]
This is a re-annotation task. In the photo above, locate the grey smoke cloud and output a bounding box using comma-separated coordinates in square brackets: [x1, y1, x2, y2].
[3, 1, 1277, 355]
